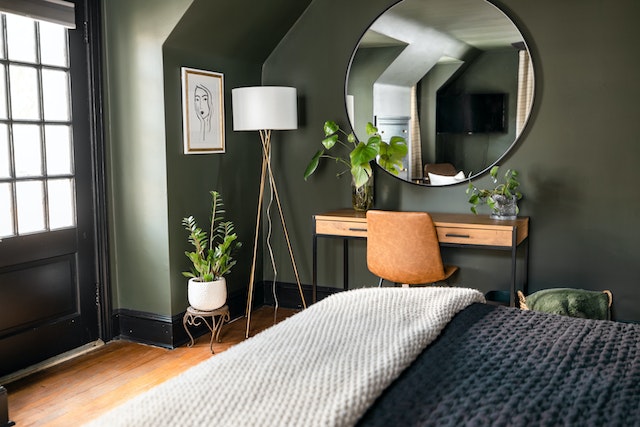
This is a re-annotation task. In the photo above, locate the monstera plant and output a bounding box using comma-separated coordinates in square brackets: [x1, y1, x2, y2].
[304, 120, 407, 211]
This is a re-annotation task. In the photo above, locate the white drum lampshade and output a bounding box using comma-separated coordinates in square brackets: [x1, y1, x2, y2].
[232, 86, 298, 131]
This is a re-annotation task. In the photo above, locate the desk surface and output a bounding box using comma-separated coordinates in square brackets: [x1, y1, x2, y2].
[314, 209, 529, 247]
[312, 209, 530, 306]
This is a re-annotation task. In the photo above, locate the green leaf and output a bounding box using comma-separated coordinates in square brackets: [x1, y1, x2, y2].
[323, 120, 339, 136]
[487, 197, 496, 210]
[304, 149, 324, 180]
[386, 136, 408, 161]
[365, 134, 382, 152]
[350, 141, 377, 168]
[322, 134, 338, 150]
[377, 144, 401, 174]
[347, 133, 356, 143]
[365, 122, 377, 135]
[351, 163, 372, 188]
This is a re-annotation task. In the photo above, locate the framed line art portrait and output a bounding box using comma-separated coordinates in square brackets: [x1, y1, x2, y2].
[181, 67, 225, 154]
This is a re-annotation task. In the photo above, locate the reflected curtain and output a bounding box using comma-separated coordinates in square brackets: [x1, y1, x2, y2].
[516, 50, 534, 136]
[410, 85, 423, 180]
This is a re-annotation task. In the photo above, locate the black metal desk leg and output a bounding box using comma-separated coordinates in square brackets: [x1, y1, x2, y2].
[312, 234, 318, 303]
[510, 230, 517, 307]
[0, 386, 14, 427]
[343, 239, 349, 291]
[510, 245, 518, 307]
[522, 238, 529, 296]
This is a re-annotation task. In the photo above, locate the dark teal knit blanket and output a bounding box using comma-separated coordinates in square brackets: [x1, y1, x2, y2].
[358, 303, 640, 426]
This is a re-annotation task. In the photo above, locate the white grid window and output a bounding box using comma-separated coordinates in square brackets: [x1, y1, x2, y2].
[0, 13, 76, 238]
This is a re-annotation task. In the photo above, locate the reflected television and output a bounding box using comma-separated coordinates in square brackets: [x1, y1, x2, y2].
[436, 93, 507, 134]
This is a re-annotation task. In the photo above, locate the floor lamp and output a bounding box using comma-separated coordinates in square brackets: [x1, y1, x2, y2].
[231, 86, 307, 338]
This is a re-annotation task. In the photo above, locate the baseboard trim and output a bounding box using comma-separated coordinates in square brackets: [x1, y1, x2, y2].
[112, 287, 257, 349]
[110, 282, 338, 348]
[0, 340, 104, 385]
[259, 281, 340, 308]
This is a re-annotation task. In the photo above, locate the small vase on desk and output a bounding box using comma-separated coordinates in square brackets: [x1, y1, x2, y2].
[490, 194, 518, 220]
[351, 173, 374, 212]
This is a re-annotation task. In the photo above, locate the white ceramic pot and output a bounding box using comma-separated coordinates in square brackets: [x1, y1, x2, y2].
[188, 277, 227, 311]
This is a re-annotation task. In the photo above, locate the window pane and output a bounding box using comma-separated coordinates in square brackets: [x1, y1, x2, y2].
[0, 15, 5, 59]
[13, 124, 42, 177]
[45, 125, 73, 175]
[6, 14, 37, 63]
[40, 21, 68, 67]
[0, 124, 9, 178]
[0, 183, 14, 237]
[16, 180, 45, 234]
[0, 65, 6, 119]
[9, 65, 41, 120]
[42, 69, 70, 121]
[48, 178, 75, 229]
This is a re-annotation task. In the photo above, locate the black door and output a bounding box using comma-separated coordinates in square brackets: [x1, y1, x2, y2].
[0, 1, 105, 377]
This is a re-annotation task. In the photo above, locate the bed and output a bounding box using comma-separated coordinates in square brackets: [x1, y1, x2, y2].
[87, 287, 640, 426]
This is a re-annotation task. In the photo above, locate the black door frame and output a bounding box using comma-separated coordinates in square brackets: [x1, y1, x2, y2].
[82, 0, 112, 342]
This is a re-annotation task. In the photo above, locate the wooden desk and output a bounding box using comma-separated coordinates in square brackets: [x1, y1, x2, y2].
[312, 209, 529, 306]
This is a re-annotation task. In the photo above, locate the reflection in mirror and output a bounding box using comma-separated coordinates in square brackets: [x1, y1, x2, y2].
[346, 0, 534, 186]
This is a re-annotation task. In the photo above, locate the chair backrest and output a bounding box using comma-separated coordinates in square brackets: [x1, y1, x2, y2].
[424, 162, 457, 177]
[366, 210, 446, 285]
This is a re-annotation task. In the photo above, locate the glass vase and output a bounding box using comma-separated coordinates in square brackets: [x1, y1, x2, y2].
[351, 173, 374, 212]
[490, 195, 518, 220]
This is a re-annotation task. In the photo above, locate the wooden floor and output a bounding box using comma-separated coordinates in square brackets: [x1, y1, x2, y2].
[5, 306, 298, 427]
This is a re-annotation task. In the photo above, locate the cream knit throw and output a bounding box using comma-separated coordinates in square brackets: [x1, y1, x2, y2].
[87, 287, 484, 427]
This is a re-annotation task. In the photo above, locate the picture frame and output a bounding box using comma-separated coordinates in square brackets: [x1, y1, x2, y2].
[181, 67, 225, 154]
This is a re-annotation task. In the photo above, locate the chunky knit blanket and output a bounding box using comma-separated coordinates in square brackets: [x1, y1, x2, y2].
[358, 303, 640, 426]
[86, 287, 484, 427]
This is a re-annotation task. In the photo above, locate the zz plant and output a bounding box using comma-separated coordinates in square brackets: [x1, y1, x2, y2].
[182, 191, 242, 282]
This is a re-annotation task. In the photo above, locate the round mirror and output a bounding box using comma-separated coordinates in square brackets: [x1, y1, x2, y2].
[346, 0, 534, 186]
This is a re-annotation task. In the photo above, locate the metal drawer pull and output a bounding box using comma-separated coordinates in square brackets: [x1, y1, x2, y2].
[349, 227, 368, 232]
[445, 233, 470, 238]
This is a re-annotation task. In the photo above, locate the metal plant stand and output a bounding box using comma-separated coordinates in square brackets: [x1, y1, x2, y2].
[182, 305, 230, 353]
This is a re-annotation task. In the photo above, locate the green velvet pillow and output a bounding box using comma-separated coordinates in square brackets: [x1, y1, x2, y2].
[517, 288, 612, 320]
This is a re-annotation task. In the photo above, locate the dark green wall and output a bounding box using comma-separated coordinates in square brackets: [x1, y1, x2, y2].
[103, 0, 312, 316]
[104, 0, 640, 323]
[263, 0, 640, 322]
[102, 0, 194, 315]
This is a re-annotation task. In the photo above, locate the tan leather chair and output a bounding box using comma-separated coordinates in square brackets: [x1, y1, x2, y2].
[424, 163, 457, 177]
[366, 210, 459, 286]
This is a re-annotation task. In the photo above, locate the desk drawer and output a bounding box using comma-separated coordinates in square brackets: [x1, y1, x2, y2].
[316, 219, 367, 238]
[436, 226, 513, 247]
